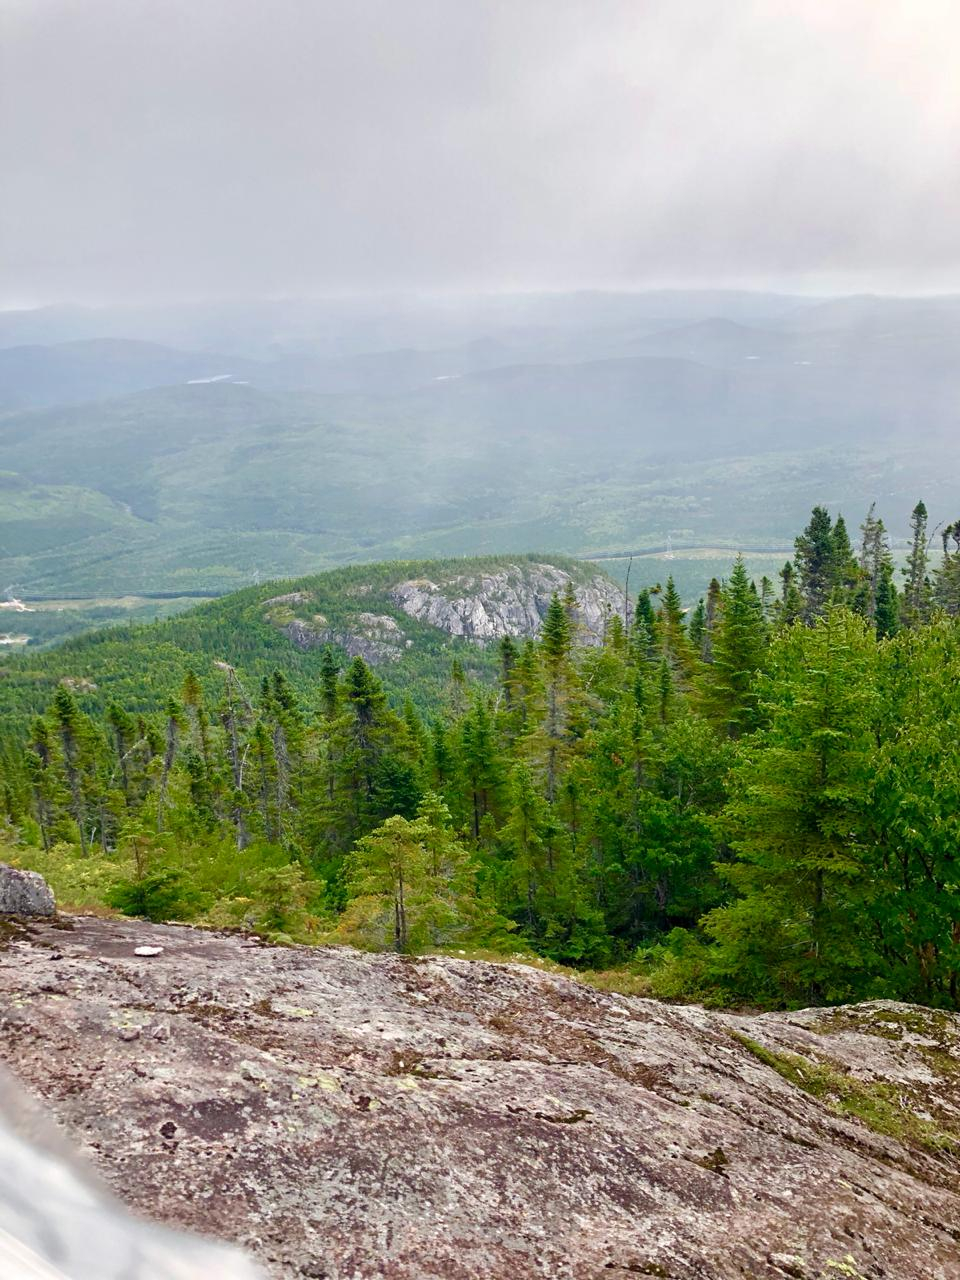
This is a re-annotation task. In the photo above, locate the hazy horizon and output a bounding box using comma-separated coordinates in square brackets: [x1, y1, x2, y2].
[7, 283, 960, 315]
[4, 0, 959, 307]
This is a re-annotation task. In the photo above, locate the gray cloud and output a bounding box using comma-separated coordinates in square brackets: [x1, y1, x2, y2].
[3, 0, 959, 304]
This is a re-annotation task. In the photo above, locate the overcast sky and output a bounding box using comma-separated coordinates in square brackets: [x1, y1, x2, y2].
[3, 0, 959, 305]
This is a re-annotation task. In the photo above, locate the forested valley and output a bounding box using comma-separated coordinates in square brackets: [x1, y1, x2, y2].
[3, 500, 960, 1011]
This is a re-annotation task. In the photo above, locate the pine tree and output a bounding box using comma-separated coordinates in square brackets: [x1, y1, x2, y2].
[561, 580, 581, 641]
[340, 799, 479, 953]
[429, 719, 453, 791]
[216, 662, 252, 850]
[541, 592, 572, 669]
[250, 720, 278, 841]
[106, 702, 137, 808]
[180, 671, 215, 812]
[501, 760, 576, 947]
[342, 657, 403, 826]
[267, 670, 306, 834]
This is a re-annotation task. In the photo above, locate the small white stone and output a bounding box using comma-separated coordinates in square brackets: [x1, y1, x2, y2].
[134, 946, 163, 957]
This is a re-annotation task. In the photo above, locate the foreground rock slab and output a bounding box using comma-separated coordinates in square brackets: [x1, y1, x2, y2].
[1, 916, 959, 1280]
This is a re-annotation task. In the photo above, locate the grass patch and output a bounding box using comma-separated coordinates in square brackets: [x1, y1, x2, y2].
[730, 1031, 960, 1156]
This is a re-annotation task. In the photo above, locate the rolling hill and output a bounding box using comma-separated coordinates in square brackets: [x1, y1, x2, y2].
[1, 291, 957, 602]
[0, 555, 624, 727]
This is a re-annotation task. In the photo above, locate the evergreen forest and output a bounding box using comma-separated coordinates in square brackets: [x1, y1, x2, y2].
[3, 500, 960, 1011]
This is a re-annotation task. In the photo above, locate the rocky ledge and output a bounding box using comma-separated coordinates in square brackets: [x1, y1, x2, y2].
[391, 562, 623, 645]
[281, 612, 411, 664]
[1, 916, 959, 1279]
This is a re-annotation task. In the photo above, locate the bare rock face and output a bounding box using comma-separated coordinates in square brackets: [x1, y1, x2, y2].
[0, 863, 55, 916]
[281, 613, 407, 664]
[391, 562, 623, 645]
[2, 916, 959, 1280]
[262, 591, 314, 608]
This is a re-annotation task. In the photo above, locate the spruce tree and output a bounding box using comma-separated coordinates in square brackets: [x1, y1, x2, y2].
[701, 577, 722, 660]
[26, 718, 60, 852]
[498, 635, 518, 708]
[657, 576, 694, 677]
[51, 687, 91, 856]
[777, 561, 804, 625]
[794, 506, 836, 621]
[698, 556, 767, 735]
[874, 562, 899, 638]
[902, 500, 931, 626]
[855, 503, 892, 621]
[705, 608, 879, 1003]
[156, 697, 182, 833]
[319, 648, 341, 720]
[934, 520, 960, 615]
[871, 620, 960, 1001]
[538, 592, 574, 800]
[831, 513, 858, 599]
[459, 697, 502, 839]
[634, 590, 657, 654]
[688, 599, 706, 653]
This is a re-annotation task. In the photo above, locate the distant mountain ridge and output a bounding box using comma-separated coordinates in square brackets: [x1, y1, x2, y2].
[2, 290, 957, 597]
